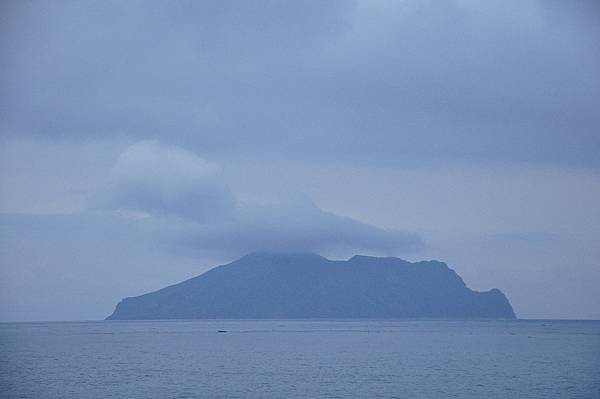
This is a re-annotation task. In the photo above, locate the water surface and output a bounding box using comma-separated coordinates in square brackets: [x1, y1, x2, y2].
[1, 320, 599, 398]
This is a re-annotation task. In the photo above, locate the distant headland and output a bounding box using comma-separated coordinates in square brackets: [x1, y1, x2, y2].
[106, 252, 516, 320]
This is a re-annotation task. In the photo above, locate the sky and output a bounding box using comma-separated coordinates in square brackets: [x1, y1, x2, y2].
[1, 0, 599, 321]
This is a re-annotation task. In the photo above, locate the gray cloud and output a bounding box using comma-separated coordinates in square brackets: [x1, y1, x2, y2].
[2, 0, 599, 166]
[175, 197, 423, 257]
[89, 141, 422, 256]
[90, 141, 236, 222]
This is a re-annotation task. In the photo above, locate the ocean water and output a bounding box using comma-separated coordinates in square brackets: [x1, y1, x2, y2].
[0, 320, 599, 398]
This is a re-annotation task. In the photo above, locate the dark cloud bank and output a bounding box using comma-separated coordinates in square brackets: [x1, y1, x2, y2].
[2, 0, 599, 166]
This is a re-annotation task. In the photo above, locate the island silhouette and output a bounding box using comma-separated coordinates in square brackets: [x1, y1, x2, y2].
[106, 252, 516, 320]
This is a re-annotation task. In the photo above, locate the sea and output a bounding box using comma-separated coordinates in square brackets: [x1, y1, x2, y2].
[1, 320, 599, 398]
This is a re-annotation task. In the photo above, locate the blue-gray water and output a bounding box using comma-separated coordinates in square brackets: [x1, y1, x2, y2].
[1, 320, 599, 398]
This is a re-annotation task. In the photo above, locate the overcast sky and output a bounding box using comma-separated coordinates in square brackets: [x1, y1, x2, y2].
[1, 0, 599, 321]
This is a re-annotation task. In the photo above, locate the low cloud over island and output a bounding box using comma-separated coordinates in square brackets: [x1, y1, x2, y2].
[89, 140, 424, 256]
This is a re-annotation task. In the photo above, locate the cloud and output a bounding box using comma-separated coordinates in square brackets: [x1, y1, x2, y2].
[175, 196, 423, 257]
[88, 141, 423, 256]
[2, 0, 599, 167]
[90, 141, 235, 222]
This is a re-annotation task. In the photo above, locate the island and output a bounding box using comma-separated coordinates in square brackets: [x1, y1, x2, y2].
[106, 252, 516, 320]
